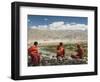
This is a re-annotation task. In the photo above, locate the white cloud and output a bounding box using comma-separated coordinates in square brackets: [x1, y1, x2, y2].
[30, 25, 48, 29]
[29, 21, 87, 31]
[30, 26, 37, 29]
[49, 21, 65, 30]
[49, 21, 64, 27]
[64, 23, 87, 30]
[38, 25, 48, 29]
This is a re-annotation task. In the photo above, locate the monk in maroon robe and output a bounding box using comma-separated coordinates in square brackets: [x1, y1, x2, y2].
[28, 42, 40, 66]
[56, 42, 65, 60]
[71, 44, 84, 59]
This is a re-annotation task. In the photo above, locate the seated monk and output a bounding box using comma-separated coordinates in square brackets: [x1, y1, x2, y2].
[71, 44, 84, 59]
[56, 42, 65, 60]
[28, 41, 40, 66]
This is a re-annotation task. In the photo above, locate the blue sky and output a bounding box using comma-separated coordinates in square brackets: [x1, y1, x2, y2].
[28, 15, 88, 28]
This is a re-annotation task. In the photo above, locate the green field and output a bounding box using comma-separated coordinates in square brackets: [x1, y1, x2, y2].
[40, 42, 88, 58]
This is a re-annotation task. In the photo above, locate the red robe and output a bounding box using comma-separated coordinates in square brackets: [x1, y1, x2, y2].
[71, 48, 84, 59]
[57, 46, 65, 58]
[28, 46, 40, 65]
[76, 48, 84, 59]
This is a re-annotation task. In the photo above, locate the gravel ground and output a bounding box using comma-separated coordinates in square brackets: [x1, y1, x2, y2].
[28, 55, 87, 66]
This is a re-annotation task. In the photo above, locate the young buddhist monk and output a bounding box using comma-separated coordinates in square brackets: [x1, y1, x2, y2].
[71, 44, 84, 59]
[56, 42, 65, 60]
[28, 41, 40, 66]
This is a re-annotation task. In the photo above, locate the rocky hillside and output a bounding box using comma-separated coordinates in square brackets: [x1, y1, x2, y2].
[28, 28, 87, 41]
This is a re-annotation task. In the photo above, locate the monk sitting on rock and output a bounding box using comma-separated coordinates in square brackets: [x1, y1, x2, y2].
[71, 43, 84, 59]
[56, 42, 65, 61]
[28, 41, 40, 66]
